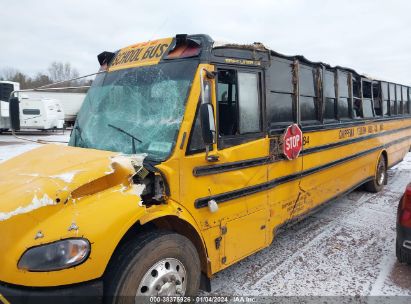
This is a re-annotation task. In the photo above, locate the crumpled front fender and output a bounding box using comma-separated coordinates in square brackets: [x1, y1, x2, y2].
[0, 182, 149, 287]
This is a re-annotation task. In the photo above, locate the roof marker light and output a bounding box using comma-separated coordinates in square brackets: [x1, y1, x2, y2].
[165, 34, 201, 59]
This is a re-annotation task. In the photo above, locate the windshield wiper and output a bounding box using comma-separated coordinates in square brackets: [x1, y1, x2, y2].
[108, 123, 142, 154]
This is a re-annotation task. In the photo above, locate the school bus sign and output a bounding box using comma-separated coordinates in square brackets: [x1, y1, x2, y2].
[109, 37, 172, 71]
[283, 124, 303, 160]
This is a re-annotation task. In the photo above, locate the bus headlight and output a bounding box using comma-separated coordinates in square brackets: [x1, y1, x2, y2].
[18, 238, 90, 271]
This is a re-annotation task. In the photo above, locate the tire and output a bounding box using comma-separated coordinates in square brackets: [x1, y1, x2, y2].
[365, 155, 387, 193]
[104, 230, 200, 303]
[396, 239, 411, 264]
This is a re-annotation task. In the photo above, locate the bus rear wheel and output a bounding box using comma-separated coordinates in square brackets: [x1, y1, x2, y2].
[104, 230, 200, 303]
[365, 155, 387, 193]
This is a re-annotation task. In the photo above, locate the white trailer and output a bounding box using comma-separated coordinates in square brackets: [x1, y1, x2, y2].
[0, 81, 66, 131]
[19, 96, 65, 130]
[1, 81, 86, 127]
[23, 91, 86, 125]
[0, 81, 20, 131]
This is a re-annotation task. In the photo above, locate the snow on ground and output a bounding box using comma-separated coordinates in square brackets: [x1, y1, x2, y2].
[1, 131, 411, 296]
[0, 130, 70, 163]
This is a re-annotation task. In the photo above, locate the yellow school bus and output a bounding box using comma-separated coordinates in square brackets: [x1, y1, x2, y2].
[1, 34, 411, 302]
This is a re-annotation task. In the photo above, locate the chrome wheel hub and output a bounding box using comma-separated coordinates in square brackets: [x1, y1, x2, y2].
[377, 161, 385, 185]
[378, 170, 385, 185]
[136, 258, 187, 297]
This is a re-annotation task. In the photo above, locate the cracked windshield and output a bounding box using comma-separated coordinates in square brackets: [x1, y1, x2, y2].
[69, 60, 197, 160]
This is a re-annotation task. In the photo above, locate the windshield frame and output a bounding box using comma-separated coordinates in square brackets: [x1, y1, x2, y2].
[69, 59, 199, 162]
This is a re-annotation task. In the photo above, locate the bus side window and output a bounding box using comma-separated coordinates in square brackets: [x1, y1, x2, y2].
[186, 99, 206, 154]
[217, 69, 262, 137]
[397, 84, 403, 114]
[323, 70, 336, 122]
[408, 87, 411, 114]
[266, 58, 295, 130]
[362, 80, 374, 118]
[237, 72, 261, 134]
[337, 71, 350, 120]
[389, 83, 397, 115]
[300, 65, 320, 124]
[372, 82, 383, 116]
[352, 77, 362, 118]
[381, 82, 389, 116]
[403, 86, 409, 114]
[217, 69, 238, 136]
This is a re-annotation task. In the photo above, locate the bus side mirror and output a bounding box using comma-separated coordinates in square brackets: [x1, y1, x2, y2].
[200, 103, 216, 146]
[9, 97, 20, 131]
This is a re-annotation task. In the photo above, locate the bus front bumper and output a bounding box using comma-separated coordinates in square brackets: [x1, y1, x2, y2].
[0, 280, 103, 304]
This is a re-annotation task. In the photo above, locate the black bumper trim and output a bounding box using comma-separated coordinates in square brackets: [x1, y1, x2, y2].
[0, 279, 103, 304]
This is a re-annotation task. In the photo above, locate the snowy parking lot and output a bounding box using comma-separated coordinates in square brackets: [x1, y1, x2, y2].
[1, 131, 411, 297]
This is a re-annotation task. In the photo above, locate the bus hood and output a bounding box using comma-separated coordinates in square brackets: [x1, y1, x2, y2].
[0, 144, 150, 285]
[0, 144, 146, 223]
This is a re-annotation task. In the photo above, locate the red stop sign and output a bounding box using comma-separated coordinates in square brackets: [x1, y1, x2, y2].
[283, 124, 303, 160]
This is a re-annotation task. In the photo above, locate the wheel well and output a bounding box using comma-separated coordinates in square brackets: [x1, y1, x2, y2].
[150, 216, 209, 275]
[104, 216, 209, 278]
[381, 150, 388, 167]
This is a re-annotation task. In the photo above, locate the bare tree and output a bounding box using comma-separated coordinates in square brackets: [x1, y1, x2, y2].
[0, 68, 31, 89]
[1, 68, 20, 81]
[48, 62, 80, 85]
[31, 73, 52, 88]
[0, 62, 87, 91]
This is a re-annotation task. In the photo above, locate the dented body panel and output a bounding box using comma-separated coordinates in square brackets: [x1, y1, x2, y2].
[0, 143, 205, 286]
[0, 145, 143, 285]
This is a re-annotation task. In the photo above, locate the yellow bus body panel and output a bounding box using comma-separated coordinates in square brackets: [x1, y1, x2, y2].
[1, 58, 411, 289]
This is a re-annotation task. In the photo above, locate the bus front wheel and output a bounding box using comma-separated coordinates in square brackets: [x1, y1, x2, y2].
[104, 230, 201, 303]
[365, 155, 387, 193]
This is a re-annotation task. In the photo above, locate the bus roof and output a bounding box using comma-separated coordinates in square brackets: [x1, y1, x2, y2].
[210, 38, 408, 86]
[103, 34, 406, 86]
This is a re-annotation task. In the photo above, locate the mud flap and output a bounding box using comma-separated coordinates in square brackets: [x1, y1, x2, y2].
[199, 273, 212, 292]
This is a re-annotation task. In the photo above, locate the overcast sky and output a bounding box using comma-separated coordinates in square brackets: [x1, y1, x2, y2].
[1, 0, 410, 85]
